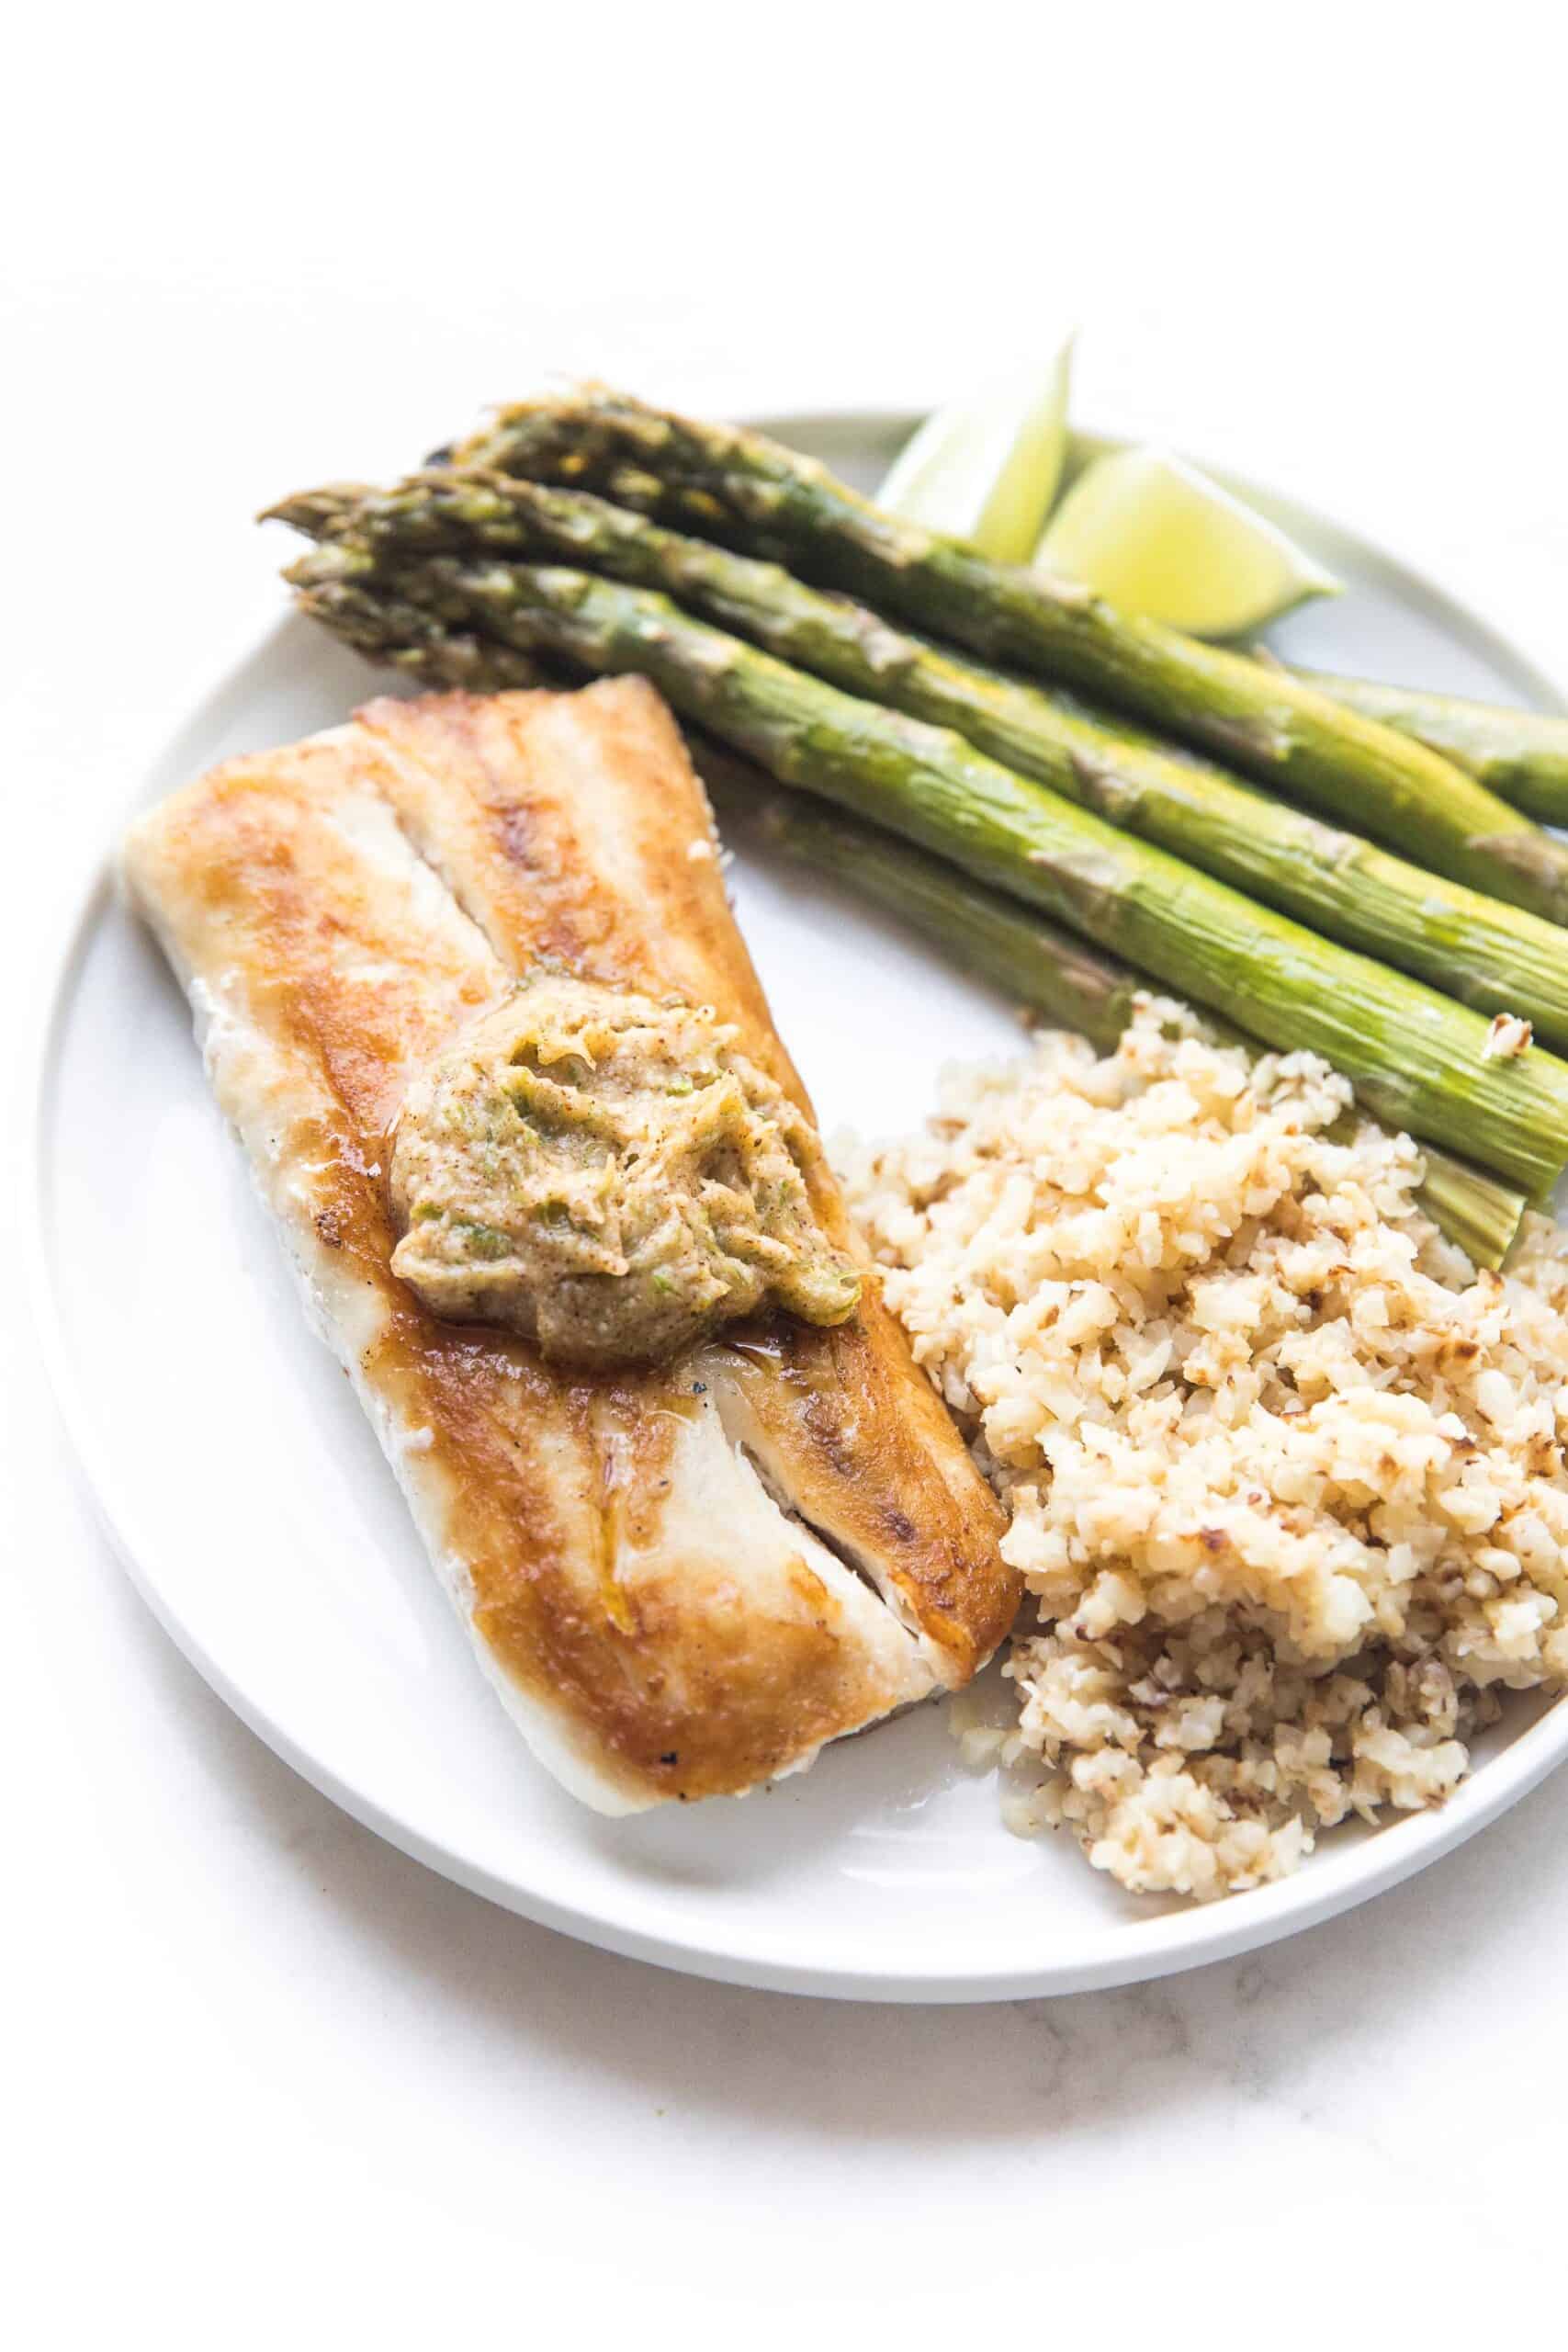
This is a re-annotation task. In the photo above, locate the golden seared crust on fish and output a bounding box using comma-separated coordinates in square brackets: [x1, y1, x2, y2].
[121, 680, 1016, 1811]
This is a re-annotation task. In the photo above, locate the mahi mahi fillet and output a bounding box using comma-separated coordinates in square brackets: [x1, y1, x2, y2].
[122, 678, 1017, 1811]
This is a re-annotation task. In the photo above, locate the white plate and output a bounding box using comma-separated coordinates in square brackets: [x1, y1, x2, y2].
[31, 411, 1568, 2002]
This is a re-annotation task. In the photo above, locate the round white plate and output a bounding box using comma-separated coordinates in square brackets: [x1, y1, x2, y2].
[32, 412, 1568, 2001]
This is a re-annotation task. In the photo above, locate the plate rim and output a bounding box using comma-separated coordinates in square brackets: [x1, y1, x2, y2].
[28, 406, 1568, 2003]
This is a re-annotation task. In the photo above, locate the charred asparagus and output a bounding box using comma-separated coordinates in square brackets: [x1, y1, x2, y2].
[452, 389, 1568, 924]
[271, 472, 1568, 1051]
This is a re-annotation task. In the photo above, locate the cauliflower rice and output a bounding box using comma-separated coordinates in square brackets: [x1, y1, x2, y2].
[840, 1000, 1568, 1903]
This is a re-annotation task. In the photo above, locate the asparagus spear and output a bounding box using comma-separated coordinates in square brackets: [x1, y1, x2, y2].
[728, 775, 1526, 1271]
[283, 546, 1568, 1201]
[1416, 1152, 1528, 1272]
[292, 573, 532, 689]
[454, 390, 1568, 924]
[272, 473, 1568, 1051]
[1292, 669, 1568, 830]
[288, 570, 558, 692]
[698, 741, 1145, 1053]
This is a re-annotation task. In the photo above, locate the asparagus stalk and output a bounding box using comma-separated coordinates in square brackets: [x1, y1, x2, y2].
[272, 473, 1568, 1051]
[288, 570, 558, 692]
[730, 775, 1526, 1270]
[283, 546, 1568, 1201]
[454, 390, 1568, 924]
[292, 573, 536, 689]
[700, 742, 1145, 1053]
[1415, 1152, 1528, 1272]
[1292, 669, 1568, 830]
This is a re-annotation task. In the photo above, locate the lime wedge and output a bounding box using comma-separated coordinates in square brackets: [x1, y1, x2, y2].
[878, 338, 1075, 562]
[1034, 445, 1339, 637]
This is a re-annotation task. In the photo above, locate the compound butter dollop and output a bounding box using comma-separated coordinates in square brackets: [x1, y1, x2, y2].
[390, 972, 861, 1368]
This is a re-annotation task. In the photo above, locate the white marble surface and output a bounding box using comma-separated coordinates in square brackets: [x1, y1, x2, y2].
[8, 8, 1568, 2336]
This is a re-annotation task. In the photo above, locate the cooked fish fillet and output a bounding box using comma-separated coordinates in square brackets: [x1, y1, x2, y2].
[121, 679, 1016, 1812]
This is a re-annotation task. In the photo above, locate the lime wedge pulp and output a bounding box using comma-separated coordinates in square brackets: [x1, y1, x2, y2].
[877, 337, 1076, 562]
[1034, 445, 1340, 638]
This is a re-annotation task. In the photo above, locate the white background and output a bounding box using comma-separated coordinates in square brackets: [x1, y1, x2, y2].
[8, 7, 1568, 2342]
